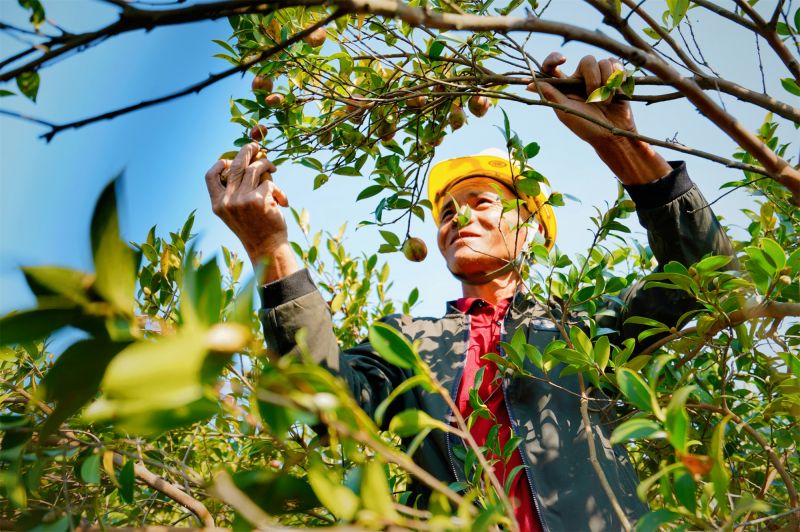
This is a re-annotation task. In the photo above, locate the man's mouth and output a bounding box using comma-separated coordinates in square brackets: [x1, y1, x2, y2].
[448, 230, 481, 248]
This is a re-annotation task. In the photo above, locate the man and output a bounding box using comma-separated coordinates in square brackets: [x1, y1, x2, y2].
[205, 53, 734, 531]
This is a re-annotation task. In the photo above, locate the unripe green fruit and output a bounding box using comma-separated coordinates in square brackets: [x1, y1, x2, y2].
[402, 237, 428, 262]
[448, 106, 466, 130]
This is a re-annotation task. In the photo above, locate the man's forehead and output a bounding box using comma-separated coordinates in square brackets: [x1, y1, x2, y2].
[442, 176, 517, 201]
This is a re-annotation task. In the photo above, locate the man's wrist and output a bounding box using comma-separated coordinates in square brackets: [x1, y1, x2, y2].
[595, 138, 672, 185]
[248, 240, 300, 285]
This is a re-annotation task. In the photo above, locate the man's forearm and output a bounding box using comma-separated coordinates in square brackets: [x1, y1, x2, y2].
[249, 242, 301, 285]
[595, 138, 673, 185]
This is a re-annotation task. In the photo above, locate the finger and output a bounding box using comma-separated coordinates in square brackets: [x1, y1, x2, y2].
[241, 157, 275, 192]
[205, 159, 230, 205]
[542, 52, 567, 78]
[530, 81, 568, 105]
[227, 142, 260, 190]
[257, 179, 289, 207]
[573, 55, 601, 95]
[598, 59, 615, 87]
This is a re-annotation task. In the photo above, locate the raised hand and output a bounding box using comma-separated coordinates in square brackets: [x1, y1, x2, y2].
[205, 142, 299, 283]
[530, 53, 671, 185]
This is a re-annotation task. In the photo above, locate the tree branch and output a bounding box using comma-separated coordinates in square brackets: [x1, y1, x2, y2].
[578, 376, 632, 531]
[333, 0, 800, 203]
[732, 0, 800, 82]
[687, 402, 799, 510]
[0, 0, 327, 83]
[38, 10, 343, 141]
[112, 453, 215, 528]
[637, 300, 800, 360]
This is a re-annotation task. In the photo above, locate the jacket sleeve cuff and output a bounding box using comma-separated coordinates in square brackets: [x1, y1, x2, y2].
[259, 269, 317, 309]
[623, 161, 693, 210]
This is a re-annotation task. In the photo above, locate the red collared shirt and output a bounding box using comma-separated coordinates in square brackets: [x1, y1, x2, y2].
[455, 297, 542, 532]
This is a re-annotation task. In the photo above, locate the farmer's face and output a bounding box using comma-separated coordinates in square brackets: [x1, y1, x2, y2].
[436, 177, 529, 281]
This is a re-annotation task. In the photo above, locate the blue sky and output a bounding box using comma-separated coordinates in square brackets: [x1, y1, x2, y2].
[0, 1, 792, 325]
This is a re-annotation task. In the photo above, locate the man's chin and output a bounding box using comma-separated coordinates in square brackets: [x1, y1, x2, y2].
[446, 258, 513, 285]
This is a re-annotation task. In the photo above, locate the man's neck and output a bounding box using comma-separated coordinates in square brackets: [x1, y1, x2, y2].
[460, 270, 521, 306]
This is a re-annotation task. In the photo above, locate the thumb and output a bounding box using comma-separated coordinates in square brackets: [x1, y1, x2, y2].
[530, 81, 567, 104]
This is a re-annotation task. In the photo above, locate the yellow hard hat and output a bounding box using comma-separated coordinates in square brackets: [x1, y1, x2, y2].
[427, 154, 557, 250]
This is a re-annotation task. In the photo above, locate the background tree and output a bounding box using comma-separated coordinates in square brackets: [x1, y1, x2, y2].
[1, 0, 798, 530]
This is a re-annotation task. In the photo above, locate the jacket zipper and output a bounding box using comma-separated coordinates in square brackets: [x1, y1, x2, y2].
[499, 315, 551, 532]
[445, 314, 469, 487]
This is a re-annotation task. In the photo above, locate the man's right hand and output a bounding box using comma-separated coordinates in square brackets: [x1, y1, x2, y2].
[205, 142, 299, 283]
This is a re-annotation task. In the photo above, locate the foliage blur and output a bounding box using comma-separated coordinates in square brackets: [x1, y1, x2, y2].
[2, 0, 799, 530]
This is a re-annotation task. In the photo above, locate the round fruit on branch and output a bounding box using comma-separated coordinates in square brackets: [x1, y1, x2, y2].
[250, 124, 268, 142]
[448, 105, 466, 130]
[265, 93, 285, 108]
[402, 237, 428, 262]
[303, 27, 327, 48]
[405, 93, 428, 110]
[468, 95, 490, 117]
[251, 75, 273, 93]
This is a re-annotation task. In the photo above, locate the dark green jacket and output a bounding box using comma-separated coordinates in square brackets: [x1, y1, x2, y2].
[259, 164, 735, 531]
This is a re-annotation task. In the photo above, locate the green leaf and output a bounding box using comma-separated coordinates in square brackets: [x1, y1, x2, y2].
[610, 418, 665, 444]
[620, 74, 635, 97]
[634, 508, 681, 532]
[616, 368, 659, 417]
[605, 69, 626, 89]
[695, 255, 731, 274]
[307, 458, 359, 521]
[234, 469, 320, 516]
[642, 27, 661, 40]
[84, 333, 220, 434]
[428, 39, 445, 60]
[664, 385, 694, 453]
[23, 266, 93, 306]
[710, 417, 731, 516]
[368, 322, 418, 369]
[672, 468, 696, 512]
[780, 77, 800, 97]
[118, 460, 135, 503]
[40, 339, 127, 437]
[374, 374, 433, 426]
[361, 461, 399, 520]
[0, 307, 85, 346]
[80, 453, 101, 484]
[569, 326, 592, 356]
[15, 71, 39, 102]
[388, 409, 453, 436]
[357, 184, 384, 201]
[0, 89, 15, 97]
[522, 142, 540, 159]
[333, 166, 361, 176]
[516, 178, 540, 196]
[594, 335, 610, 371]
[183, 258, 223, 326]
[313, 173, 328, 189]
[379, 230, 400, 247]
[586, 86, 611, 103]
[18, 0, 45, 28]
[91, 177, 136, 315]
[180, 211, 195, 243]
[760, 238, 786, 270]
